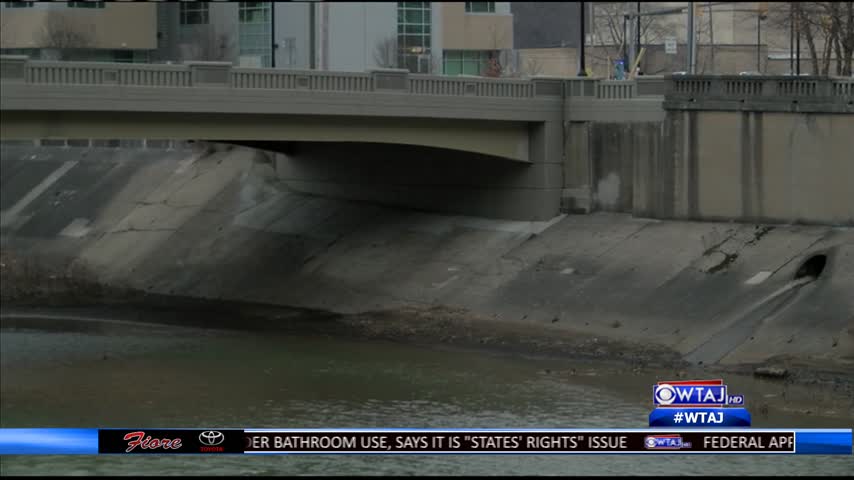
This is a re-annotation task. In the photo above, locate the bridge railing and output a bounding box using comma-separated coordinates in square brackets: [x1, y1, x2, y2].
[408, 74, 535, 98]
[666, 74, 852, 99]
[663, 74, 852, 112]
[231, 68, 373, 92]
[9, 58, 193, 87]
[8, 56, 848, 105]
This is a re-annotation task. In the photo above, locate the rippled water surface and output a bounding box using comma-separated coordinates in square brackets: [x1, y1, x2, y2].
[1, 315, 852, 475]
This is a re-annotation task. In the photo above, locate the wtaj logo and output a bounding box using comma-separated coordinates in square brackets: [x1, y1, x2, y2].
[653, 379, 744, 407]
[644, 434, 692, 450]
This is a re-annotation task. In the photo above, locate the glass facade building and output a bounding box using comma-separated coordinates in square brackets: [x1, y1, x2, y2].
[397, 2, 431, 73]
[239, 1, 271, 67]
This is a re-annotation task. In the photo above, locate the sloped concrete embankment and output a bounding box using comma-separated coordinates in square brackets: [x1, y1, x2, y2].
[1, 144, 852, 375]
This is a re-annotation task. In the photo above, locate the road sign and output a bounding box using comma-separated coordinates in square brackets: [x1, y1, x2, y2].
[665, 37, 677, 55]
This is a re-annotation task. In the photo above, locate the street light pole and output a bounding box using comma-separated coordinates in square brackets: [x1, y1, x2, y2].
[578, 1, 587, 76]
[271, 2, 276, 68]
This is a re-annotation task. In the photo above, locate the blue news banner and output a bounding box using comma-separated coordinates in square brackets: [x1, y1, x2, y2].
[0, 428, 851, 455]
[1, 379, 849, 455]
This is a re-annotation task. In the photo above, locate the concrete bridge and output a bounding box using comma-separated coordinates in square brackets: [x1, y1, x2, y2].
[1, 55, 852, 224]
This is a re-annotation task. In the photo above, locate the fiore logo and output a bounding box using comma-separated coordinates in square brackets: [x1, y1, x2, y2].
[199, 431, 225, 446]
[123, 431, 183, 453]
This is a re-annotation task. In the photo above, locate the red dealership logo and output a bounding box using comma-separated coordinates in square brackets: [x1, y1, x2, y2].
[123, 431, 183, 453]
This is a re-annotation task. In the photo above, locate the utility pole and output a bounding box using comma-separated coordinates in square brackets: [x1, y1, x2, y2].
[688, 2, 696, 73]
[756, 12, 762, 73]
[708, 3, 715, 73]
[795, 3, 800, 75]
[636, 1, 641, 69]
[789, 2, 794, 73]
[757, 2, 767, 73]
[578, 1, 587, 76]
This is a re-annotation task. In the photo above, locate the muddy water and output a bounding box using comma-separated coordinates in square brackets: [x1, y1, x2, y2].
[0, 312, 852, 476]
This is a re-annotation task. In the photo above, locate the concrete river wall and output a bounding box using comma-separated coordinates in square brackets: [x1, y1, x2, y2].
[1, 143, 851, 371]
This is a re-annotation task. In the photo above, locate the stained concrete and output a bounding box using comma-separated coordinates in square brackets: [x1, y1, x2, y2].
[1, 144, 852, 370]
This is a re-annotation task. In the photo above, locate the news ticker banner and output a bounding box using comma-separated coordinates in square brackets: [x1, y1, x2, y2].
[0, 429, 851, 455]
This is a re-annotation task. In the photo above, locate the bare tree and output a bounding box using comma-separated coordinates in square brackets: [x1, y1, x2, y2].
[765, 2, 854, 76]
[484, 24, 511, 77]
[590, 2, 676, 73]
[799, 2, 854, 75]
[520, 55, 544, 77]
[180, 27, 235, 62]
[373, 35, 398, 68]
[39, 10, 94, 61]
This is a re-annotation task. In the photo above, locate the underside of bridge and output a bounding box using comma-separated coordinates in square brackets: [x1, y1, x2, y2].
[0, 111, 532, 163]
[0, 111, 564, 220]
[268, 141, 561, 220]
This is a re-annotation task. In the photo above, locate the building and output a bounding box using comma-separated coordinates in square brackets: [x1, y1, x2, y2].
[0, 1, 157, 62]
[510, 2, 849, 78]
[275, 1, 515, 75]
[512, 2, 580, 49]
[2, 1, 515, 76]
[159, 1, 514, 75]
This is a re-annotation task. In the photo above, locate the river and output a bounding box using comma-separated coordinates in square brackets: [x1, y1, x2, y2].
[0, 311, 851, 475]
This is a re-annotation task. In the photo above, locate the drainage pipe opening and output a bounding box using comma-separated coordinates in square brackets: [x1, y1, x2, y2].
[794, 254, 827, 280]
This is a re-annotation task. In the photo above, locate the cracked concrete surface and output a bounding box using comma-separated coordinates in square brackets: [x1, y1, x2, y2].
[1, 144, 852, 371]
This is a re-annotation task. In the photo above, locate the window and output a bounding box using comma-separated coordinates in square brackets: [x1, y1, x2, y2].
[239, 2, 271, 68]
[113, 50, 134, 63]
[397, 2, 431, 73]
[443, 50, 496, 76]
[180, 2, 209, 25]
[281, 37, 296, 67]
[68, 2, 105, 8]
[465, 2, 495, 13]
[239, 2, 269, 23]
[4, 2, 34, 7]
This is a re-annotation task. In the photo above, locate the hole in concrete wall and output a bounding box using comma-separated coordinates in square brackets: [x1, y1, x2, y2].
[794, 254, 827, 280]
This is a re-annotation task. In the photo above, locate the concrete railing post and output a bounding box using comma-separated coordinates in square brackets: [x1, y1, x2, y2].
[761, 78, 778, 97]
[532, 76, 565, 98]
[0, 55, 29, 83]
[185, 61, 232, 87]
[816, 77, 834, 97]
[370, 68, 409, 92]
[636, 76, 665, 96]
[709, 77, 725, 96]
[564, 77, 599, 97]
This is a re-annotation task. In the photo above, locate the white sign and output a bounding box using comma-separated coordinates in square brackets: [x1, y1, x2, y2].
[665, 37, 677, 55]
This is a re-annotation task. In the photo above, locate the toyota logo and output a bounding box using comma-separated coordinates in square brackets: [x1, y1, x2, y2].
[199, 431, 225, 446]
